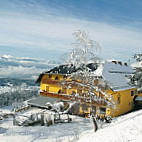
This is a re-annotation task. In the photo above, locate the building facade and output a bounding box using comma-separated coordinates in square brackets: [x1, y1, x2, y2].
[36, 61, 142, 118]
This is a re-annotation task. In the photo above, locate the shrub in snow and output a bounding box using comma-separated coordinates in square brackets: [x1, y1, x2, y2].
[45, 102, 53, 109]
[52, 102, 64, 112]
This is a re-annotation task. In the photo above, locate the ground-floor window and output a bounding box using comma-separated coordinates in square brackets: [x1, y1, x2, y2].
[100, 107, 106, 114]
[131, 91, 134, 96]
[46, 86, 49, 92]
[82, 104, 88, 111]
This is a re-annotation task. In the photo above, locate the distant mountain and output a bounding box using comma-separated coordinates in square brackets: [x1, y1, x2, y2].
[0, 78, 38, 87]
[0, 54, 60, 80]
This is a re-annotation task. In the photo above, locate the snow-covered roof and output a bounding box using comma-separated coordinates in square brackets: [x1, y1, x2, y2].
[36, 63, 99, 83]
[135, 96, 142, 101]
[36, 60, 135, 91]
[94, 61, 135, 91]
[131, 61, 142, 68]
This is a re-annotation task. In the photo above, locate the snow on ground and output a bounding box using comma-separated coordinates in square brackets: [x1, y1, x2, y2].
[0, 105, 142, 142]
[0, 106, 94, 142]
[78, 109, 142, 142]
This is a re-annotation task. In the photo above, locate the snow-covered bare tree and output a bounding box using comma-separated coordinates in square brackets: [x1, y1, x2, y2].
[62, 30, 115, 129]
[130, 54, 142, 90]
[66, 30, 101, 68]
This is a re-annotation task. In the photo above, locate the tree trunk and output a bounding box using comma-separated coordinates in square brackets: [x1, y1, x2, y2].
[92, 117, 98, 132]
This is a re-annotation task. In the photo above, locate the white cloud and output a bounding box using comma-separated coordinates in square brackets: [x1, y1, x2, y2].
[0, 54, 59, 68]
[0, 54, 59, 79]
[0, 66, 41, 79]
[0, 7, 142, 60]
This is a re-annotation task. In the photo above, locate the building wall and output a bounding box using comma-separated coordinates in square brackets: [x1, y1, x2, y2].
[40, 73, 138, 118]
[108, 88, 136, 117]
[40, 74, 77, 94]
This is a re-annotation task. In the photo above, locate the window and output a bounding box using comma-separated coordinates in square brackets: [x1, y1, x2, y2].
[135, 90, 137, 95]
[92, 106, 96, 114]
[117, 94, 121, 104]
[58, 89, 61, 94]
[55, 76, 59, 80]
[49, 74, 52, 78]
[63, 75, 67, 79]
[82, 104, 88, 111]
[100, 107, 106, 114]
[71, 91, 76, 95]
[77, 89, 82, 95]
[99, 92, 103, 98]
[46, 86, 49, 92]
[131, 91, 134, 96]
[62, 88, 67, 94]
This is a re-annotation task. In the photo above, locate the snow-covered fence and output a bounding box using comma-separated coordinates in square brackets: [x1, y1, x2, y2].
[0, 110, 14, 120]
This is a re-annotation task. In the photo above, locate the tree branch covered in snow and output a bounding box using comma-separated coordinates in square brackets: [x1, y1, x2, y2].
[66, 30, 101, 67]
[63, 30, 115, 117]
[130, 54, 142, 90]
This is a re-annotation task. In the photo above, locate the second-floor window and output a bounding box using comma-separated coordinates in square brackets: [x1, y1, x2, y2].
[55, 76, 59, 80]
[49, 74, 52, 78]
[131, 91, 134, 96]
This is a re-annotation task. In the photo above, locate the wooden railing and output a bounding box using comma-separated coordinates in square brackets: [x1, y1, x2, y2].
[40, 91, 107, 107]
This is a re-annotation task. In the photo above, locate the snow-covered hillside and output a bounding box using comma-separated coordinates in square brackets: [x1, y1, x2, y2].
[0, 78, 39, 107]
[0, 106, 142, 142]
[78, 110, 142, 142]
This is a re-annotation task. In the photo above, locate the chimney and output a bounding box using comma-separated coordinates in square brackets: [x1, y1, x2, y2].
[124, 62, 127, 66]
[118, 61, 122, 65]
[112, 61, 117, 64]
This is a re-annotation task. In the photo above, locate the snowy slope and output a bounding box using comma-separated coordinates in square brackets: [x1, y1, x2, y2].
[0, 112, 93, 142]
[0, 105, 142, 142]
[78, 109, 142, 142]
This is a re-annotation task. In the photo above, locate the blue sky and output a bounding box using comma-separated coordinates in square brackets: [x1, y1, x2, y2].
[0, 0, 142, 62]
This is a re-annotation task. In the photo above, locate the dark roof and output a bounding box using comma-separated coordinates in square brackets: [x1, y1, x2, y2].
[36, 73, 45, 83]
[36, 63, 98, 83]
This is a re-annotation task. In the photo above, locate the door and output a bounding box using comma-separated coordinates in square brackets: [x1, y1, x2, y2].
[46, 86, 49, 92]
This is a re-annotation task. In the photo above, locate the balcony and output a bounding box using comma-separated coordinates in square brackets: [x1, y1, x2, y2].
[40, 91, 107, 107]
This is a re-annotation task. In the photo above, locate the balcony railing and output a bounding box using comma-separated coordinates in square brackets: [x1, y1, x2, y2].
[40, 91, 107, 107]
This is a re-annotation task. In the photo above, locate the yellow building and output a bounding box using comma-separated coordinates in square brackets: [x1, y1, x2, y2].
[36, 61, 142, 118]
